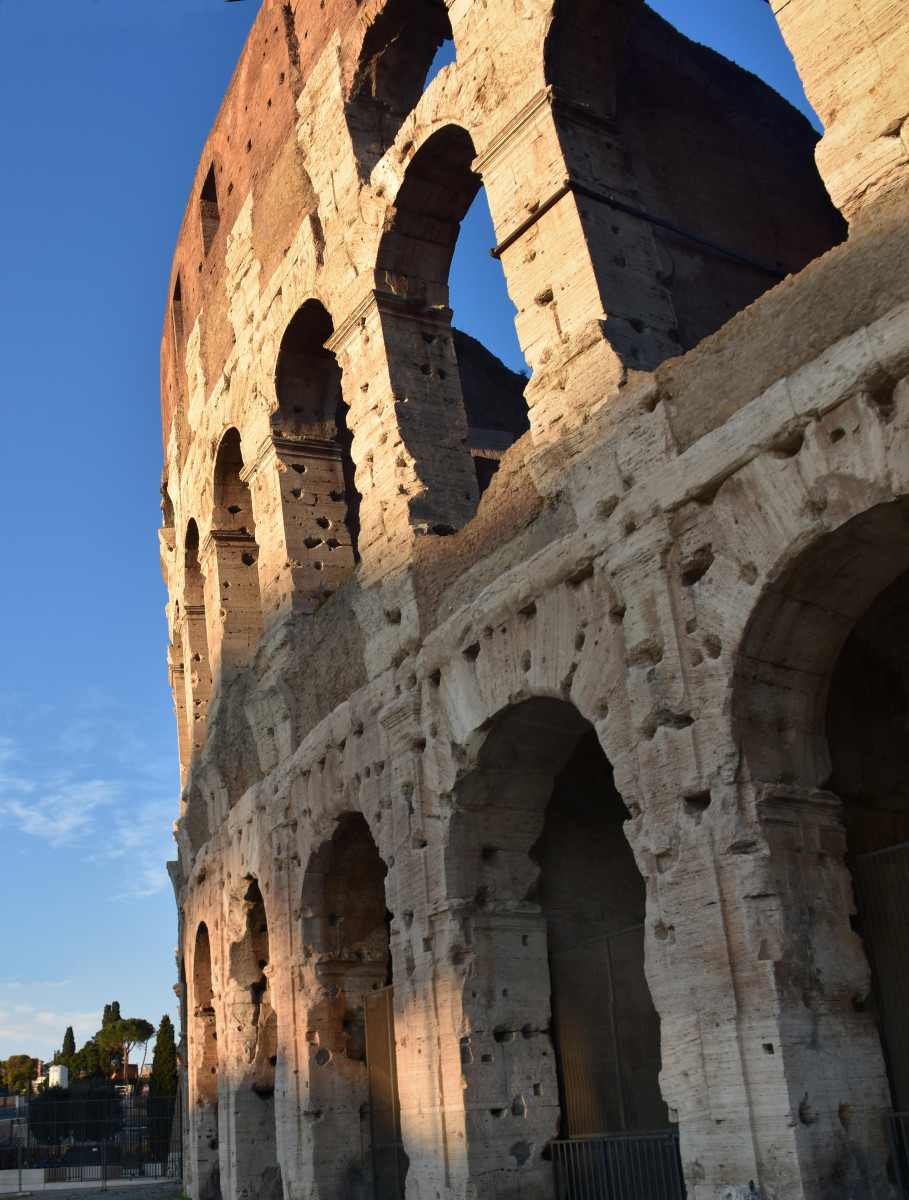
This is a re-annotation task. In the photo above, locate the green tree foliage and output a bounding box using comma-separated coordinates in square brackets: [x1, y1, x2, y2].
[61, 1026, 76, 1062]
[101, 1001, 121, 1028]
[97, 1018, 155, 1083]
[2, 1055, 38, 1094]
[28, 1085, 70, 1144]
[149, 1015, 178, 1095]
[69, 1037, 103, 1080]
[147, 1016, 179, 1160]
[68, 1078, 122, 1142]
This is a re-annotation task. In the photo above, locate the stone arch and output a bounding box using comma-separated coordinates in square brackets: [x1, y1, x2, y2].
[347, 0, 454, 175]
[190, 921, 221, 1200]
[200, 163, 221, 257]
[827, 561, 909, 1116]
[726, 493, 909, 1195]
[206, 429, 263, 686]
[733, 497, 909, 789]
[376, 123, 529, 494]
[299, 812, 403, 1200]
[271, 299, 360, 590]
[447, 696, 668, 1199]
[378, 123, 480, 308]
[225, 877, 282, 1200]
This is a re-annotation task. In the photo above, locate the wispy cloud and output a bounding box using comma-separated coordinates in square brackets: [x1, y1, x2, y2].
[0, 980, 70, 990]
[0, 697, 178, 900]
[0, 1005, 101, 1051]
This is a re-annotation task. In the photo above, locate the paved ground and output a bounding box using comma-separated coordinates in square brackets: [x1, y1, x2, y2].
[0, 1183, 183, 1200]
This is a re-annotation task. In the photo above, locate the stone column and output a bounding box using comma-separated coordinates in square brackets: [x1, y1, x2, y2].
[168, 639, 191, 791]
[770, 0, 909, 221]
[243, 435, 357, 625]
[477, 88, 681, 437]
[327, 290, 479, 582]
[186, 996, 220, 1200]
[200, 530, 264, 690]
[181, 604, 212, 769]
[638, 781, 894, 1199]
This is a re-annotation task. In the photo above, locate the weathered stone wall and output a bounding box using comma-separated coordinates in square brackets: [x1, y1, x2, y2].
[159, 2, 909, 1199]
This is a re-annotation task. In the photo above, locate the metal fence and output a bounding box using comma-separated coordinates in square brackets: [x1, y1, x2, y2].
[0, 1093, 181, 1192]
[551, 1131, 685, 1200]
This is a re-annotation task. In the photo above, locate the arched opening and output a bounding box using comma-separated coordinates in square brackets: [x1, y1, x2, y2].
[449, 698, 670, 1198]
[828, 566, 909, 1120]
[172, 275, 185, 352]
[377, 125, 529, 497]
[200, 165, 220, 257]
[161, 484, 175, 530]
[210, 430, 263, 682]
[347, 0, 454, 174]
[183, 519, 212, 763]
[227, 878, 282, 1200]
[273, 301, 360, 586]
[191, 922, 220, 1200]
[300, 813, 404, 1200]
[733, 498, 909, 1188]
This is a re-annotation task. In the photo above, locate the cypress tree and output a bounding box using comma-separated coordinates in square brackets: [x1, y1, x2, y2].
[101, 1001, 121, 1027]
[149, 1015, 178, 1095]
[61, 1026, 76, 1063]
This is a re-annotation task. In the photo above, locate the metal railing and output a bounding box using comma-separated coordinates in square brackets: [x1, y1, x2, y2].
[552, 1131, 685, 1200]
[887, 1112, 909, 1199]
[0, 1092, 182, 1193]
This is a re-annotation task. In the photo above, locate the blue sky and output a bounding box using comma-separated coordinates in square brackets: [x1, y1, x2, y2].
[0, 0, 815, 1062]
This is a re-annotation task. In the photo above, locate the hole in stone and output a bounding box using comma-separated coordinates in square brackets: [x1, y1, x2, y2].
[684, 791, 711, 816]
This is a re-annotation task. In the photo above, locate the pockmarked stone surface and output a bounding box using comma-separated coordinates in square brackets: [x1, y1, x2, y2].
[158, 2, 909, 1199]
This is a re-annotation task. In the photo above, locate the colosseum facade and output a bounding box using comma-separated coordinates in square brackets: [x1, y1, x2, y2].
[159, 2, 909, 1198]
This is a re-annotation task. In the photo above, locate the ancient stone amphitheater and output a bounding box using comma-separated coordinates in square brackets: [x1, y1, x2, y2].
[158, 1, 909, 1198]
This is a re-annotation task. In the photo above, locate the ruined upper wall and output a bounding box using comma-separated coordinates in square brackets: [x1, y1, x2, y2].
[771, 0, 909, 221]
[161, 0, 362, 442]
[160, 0, 845, 459]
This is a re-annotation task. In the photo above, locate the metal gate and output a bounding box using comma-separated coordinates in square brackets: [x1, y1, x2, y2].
[549, 925, 682, 1200]
[853, 842, 909, 1198]
[364, 985, 406, 1200]
[852, 841, 909, 1109]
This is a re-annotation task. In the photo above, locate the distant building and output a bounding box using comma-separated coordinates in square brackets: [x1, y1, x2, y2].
[47, 1065, 68, 1089]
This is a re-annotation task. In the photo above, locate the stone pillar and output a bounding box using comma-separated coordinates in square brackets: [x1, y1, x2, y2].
[327, 290, 479, 581]
[181, 604, 212, 769]
[244, 435, 357, 625]
[168, 639, 192, 791]
[200, 530, 264, 691]
[186, 998, 220, 1200]
[640, 782, 894, 1199]
[220, 978, 282, 1200]
[477, 88, 681, 437]
[387, 900, 472, 1200]
[770, 0, 909, 221]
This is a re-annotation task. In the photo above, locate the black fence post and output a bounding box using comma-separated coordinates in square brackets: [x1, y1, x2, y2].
[17, 1141, 22, 1194]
